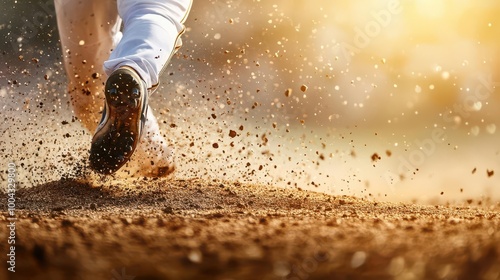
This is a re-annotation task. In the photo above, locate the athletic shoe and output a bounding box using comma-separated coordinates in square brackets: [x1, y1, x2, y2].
[89, 66, 148, 174]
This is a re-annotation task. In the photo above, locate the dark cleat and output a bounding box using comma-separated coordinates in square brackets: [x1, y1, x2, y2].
[89, 67, 148, 174]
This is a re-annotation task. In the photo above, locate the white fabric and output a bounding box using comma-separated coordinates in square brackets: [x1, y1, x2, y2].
[104, 0, 191, 87]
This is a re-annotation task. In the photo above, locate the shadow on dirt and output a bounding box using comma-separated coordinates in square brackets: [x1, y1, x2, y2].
[7, 177, 312, 213]
[12, 179, 136, 212]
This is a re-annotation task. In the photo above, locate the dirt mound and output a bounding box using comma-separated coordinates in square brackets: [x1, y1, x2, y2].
[1, 178, 499, 280]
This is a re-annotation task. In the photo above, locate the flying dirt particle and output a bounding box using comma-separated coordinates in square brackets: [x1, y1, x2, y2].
[272, 122, 277, 129]
[229, 130, 237, 138]
[371, 153, 381, 162]
[284, 88, 292, 97]
[18, 55, 24, 61]
[170, 123, 177, 128]
[229, 18, 234, 24]
[44, 74, 49, 80]
[212, 143, 219, 149]
[61, 121, 69, 125]
[472, 167, 477, 174]
[300, 84, 308, 92]
[31, 58, 39, 63]
[487, 169, 494, 177]
[440, 192, 444, 195]
[261, 134, 268, 144]
[239, 125, 244, 131]
[386, 150, 392, 157]
[211, 113, 217, 119]
[91, 72, 100, 79]
[24, 98, 30, 110]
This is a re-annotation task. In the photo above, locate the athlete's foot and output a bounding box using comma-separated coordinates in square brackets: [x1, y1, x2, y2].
[134, 126, 176, 177]
[89, 66, 148, 174]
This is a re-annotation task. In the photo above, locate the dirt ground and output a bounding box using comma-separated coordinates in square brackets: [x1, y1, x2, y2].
[0, 178, 499, 280]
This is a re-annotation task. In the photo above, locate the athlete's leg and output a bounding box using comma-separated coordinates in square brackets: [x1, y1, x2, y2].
[102, 0, 192, 176]
[55, 0, 121, 132]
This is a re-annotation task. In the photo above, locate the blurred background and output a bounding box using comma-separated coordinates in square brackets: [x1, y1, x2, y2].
[1, 0, 499, 204]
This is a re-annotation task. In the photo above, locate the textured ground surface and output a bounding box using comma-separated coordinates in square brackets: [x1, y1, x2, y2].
[1, 178, 499, 280]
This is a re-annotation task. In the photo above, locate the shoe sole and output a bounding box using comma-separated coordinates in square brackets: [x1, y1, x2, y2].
[89, 68, 147, 174]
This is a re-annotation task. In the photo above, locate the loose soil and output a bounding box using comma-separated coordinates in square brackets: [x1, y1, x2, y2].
[1, 178, 499, 280]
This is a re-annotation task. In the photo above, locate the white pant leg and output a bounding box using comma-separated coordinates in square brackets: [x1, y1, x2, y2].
[55, 0, 121, 132]
[104, 0, 192, 88]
